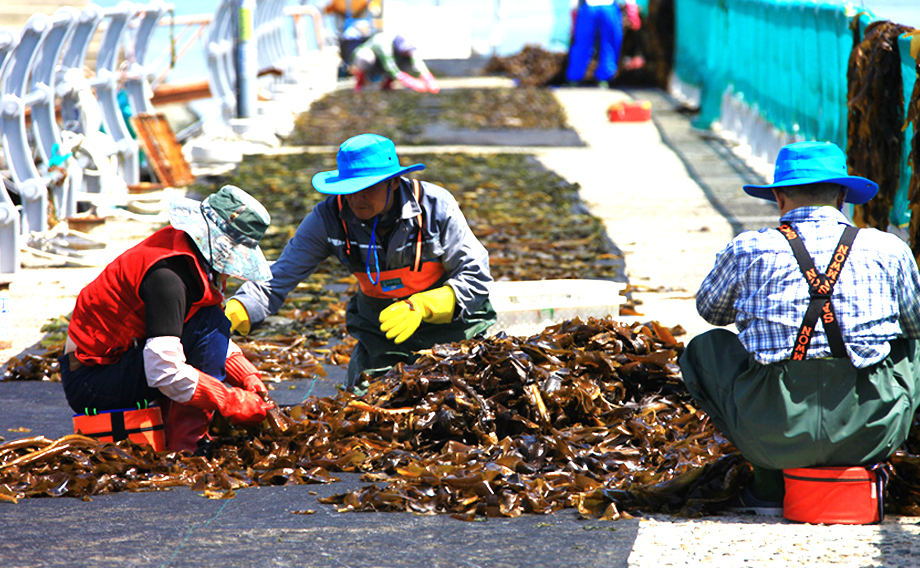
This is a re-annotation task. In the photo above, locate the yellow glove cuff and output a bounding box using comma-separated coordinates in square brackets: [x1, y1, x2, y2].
[225, 299, 251, 335]
[414, 285, 456, 324]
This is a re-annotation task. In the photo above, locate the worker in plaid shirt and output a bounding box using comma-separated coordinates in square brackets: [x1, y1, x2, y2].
[680, 141, 920, 511]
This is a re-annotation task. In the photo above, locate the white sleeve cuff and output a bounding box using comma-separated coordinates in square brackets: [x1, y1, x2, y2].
[143, 336, 200, 403]
[227, 339, 242, 359]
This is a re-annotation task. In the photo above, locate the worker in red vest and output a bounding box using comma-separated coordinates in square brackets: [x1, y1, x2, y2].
[226, 133, 495, 393]
[61, 186, 275, 453]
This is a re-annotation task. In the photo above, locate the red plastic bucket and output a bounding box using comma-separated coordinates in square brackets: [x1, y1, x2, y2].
[607, 100, 652, 122]
[783, 465, 886, 524]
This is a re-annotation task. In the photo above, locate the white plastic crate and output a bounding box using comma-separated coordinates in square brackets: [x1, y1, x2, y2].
[488, 279, 627, 337]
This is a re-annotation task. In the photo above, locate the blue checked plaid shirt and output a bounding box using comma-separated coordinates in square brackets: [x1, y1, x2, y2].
[697, 206, 920, 368]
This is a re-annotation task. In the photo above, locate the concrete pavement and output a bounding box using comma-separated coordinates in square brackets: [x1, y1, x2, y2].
[537, 85, 774, 340]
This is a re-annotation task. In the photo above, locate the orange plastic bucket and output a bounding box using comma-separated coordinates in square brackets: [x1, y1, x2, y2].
[73, 406, 166, 451]
[783, 465, 886, 524]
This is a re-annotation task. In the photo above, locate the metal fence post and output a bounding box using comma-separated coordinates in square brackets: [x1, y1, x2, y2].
[235, 0, 257, 118]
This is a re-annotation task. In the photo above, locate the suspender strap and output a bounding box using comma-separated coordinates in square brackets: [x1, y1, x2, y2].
[778, 224, 858, 360]
[336, 195, 365, 269]
[411, 179, 423, 272]
[336, 195, 350, 256]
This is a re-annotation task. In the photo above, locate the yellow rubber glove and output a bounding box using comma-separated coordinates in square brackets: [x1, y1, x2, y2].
[224, 299, 251, 335]
[379, 286, 456, 344]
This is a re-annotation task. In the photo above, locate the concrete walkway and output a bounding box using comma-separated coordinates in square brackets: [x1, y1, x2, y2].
[537, 86, 740, 339]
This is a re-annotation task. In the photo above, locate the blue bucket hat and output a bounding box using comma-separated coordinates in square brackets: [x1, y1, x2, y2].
[742, 141, 878, 205]
[312, 134, 425, 195]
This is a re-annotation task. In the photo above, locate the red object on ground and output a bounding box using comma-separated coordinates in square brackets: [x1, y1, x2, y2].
[607, 100, 652, 122]
[73, 406, 166, 451]
[783, 465, 885, 524]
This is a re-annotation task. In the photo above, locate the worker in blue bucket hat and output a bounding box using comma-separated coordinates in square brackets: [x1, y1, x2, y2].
[679, 141, 920, 514]
[227, 133, 496, 393]
[61, 186, 276, 453]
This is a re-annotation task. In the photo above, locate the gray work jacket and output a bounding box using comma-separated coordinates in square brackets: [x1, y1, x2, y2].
[234, 177, 492, 326]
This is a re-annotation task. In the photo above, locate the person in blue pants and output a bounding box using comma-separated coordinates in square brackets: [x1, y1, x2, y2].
[566, 0, 640, 87]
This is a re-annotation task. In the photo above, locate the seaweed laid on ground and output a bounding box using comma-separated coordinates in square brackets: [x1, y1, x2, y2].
[7, 152, 619, 382]
[0, 317, 750, 520]
[289, 88, 569, 146]
[207, 151, 620, 375]
[216, 151, 619, 284]
[847, 20, 913, 230]
[1, 317, 69, 382]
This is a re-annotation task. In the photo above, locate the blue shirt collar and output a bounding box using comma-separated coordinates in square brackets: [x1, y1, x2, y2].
[779, 206, 853, 226]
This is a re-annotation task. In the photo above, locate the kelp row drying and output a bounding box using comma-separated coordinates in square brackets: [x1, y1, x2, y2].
[2, 152, 620, 382]
[211, 151, 621, 363]
[210, 151, 618, 284]
[0, 317, 749, 519]
[289, 88, 570, 146]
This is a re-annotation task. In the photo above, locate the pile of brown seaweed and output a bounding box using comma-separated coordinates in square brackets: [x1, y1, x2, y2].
[483, 45, 569, 87]
[2, 316, 69, 382]
[8, 151, 617, 381]
[289, 87, 569, 146]
[480, 0, 675, 90]
[0, 317, 752, 519]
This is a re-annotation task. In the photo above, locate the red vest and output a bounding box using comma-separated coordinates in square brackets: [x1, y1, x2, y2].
[69, 227, 223, 365]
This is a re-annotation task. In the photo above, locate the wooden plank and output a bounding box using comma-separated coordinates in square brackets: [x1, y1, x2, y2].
[130, 113, 195, 188]
[150, 80, 212, 106]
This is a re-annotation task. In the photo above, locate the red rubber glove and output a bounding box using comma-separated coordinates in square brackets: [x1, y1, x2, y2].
[353, 69, 367, 91]
[421, 71, 440, 94]
[396, 71, 427, 92]
[188, 372, 273, 426]
[625, 2, 641, 30]
[224, 351, 268, 395]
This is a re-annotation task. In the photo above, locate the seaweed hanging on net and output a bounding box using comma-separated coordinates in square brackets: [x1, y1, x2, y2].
[907, 54, 920, 264]
[614, 0, 675, 89]
[847, 20, 912, 230]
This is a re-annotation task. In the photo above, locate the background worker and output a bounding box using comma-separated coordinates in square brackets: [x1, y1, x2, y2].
[566, 0, 641, 87]
[350, 31, 440, 93]
[679, 141, 920, 511]
[61, 186, 275, 453]
[226, 133, 495, 392]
